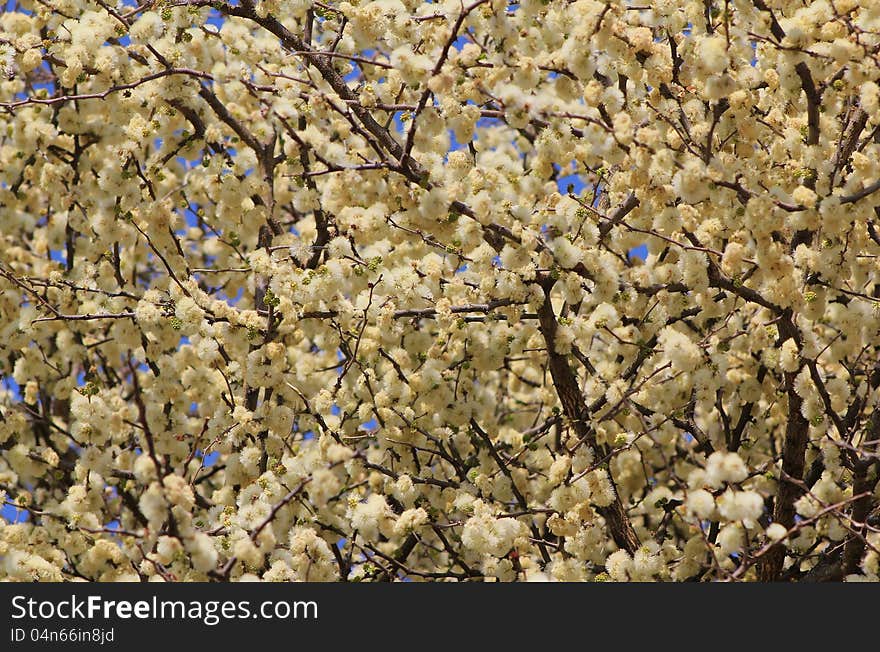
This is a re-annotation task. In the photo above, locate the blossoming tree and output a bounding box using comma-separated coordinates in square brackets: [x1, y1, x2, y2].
[1, 0, 879, 582]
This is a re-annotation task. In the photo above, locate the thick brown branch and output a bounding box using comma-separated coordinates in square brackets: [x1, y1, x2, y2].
[536, 287, 640, 554]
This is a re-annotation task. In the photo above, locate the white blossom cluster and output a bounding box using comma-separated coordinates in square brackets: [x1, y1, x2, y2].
[1, 0, 880, 582]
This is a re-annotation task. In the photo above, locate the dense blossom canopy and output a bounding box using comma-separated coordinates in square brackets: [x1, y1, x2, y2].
[1, 0, 880, 582]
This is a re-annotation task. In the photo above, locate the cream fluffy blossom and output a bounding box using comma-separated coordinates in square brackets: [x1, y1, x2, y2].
[288, 527, 338, 582]
[657, 326, 702, 372]
[394, 507, 429, 536]
[686, 489, 716, 519]
[695, 35, 729, 75]
[717, 490, 764, 523]
[461, 501, 527, 557]
[766, 523, 789, 543]
[0, 0, 878, 585]
[349, 495, 394, 542]
[705, 452, 750, 488]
